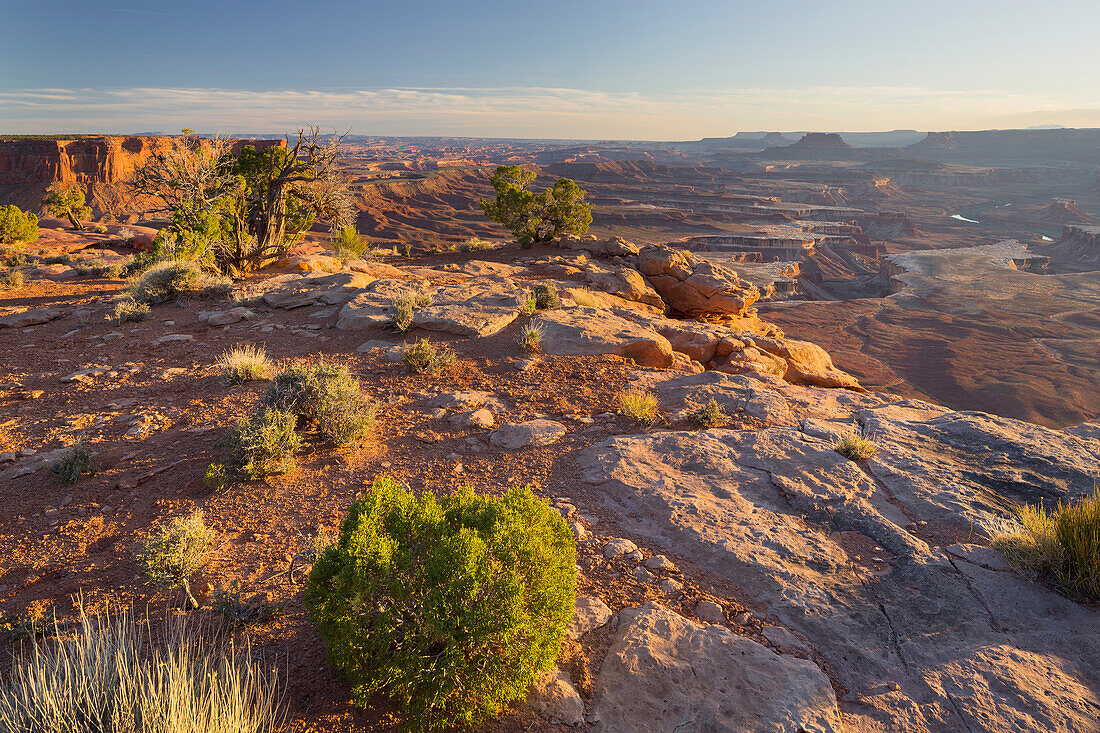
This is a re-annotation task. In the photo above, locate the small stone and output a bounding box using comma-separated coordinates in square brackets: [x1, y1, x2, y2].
[644, 554, 677, 572]
[633, 566, 655, 583]
[659, 577, 683, 594]
[625, 549, 644, 562]
[694, 600, 726, 624]
[734, 612, 753, 625]
[602, 538, 638, 559]
[570, 521, 589, 541]
[567, 596, 613, 639]
[20, 390, 45, 400]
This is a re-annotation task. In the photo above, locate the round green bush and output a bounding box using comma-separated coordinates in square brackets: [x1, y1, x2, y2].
[0, 204, 38, 244]
[304, 476, 577, 731]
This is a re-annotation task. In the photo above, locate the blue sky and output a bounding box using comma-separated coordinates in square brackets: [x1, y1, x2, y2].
[3, 0, 1099, 138]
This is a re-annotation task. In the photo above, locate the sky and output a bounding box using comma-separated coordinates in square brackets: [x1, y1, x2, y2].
[3, 0, 1100, 139]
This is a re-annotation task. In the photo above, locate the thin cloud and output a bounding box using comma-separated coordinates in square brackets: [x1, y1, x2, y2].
[1, 85, 1097, 138]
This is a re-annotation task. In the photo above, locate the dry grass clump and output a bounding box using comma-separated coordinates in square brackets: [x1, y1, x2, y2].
[618, 389, 660, 426]
[459, 236, 495, 252]
[404, 338, 456, 374]
[51, 441, 97, 485]
[833, 428, 877, 460]
[390, 292, 433, 332]
[227, 407, 302, 478]
[135, 509, 216, 608]
[571, 288, 597, 307]
[218, 344, 274, 384]
[994, 487, 1100, 601]
[0, 606, 283, 732]
[690, 397, 728, 427]
[516, 324, 543, 353]
[75, 258, 128, 278]
[1, 268, 24, 290]
[109, 298, 151, 323]
[262, 361, 377, 446]
[127, 259, 202, 304]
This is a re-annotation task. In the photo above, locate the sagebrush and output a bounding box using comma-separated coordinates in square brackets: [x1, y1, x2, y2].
[227, 407, 302, 478]
[403, 338, 456, 374]
[262, 361, 376, 445]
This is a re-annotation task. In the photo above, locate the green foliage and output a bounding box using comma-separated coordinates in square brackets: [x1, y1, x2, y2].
[304, 477, 577, 732]
[136, 510, 216, 590]
[534, 282, 560, 310]
[995, 486, 1100, 600]
[690, 398, 728, 427]
[41, 183, 91, 230]
[0, 204, 38, 244]
[210, 585, 283, 629]
[227, 407, 302, 478]
[51, 441, 97, 485]
[334, 225, 368, 261]
[91, 224, 108, 234]
[458, 237, 494, 252]
[403, 338, 456, 374]
[74, 258, 130, 279]
[480, 165, 592, 246]
[0, 606, 283, 733]
[391, 296, 415, 332]
[203, 463, 232, 492]
[127, 259, 202, 304]
[262, 361, 376, 446]
[517, 290, 537, 316]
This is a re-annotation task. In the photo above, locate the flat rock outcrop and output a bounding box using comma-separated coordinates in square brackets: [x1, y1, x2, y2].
[532, 307, 674, 367]
[591, 602, 843, 733]
[579, 404, 1100, 732]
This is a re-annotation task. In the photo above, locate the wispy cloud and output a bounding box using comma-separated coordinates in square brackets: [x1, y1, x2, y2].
[1, 85, 1096, 138]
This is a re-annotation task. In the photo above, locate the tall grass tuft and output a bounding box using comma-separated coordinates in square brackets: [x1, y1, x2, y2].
[995, 486, 1100, 600]
[218, 345, 274, 384]
[0, 606, 283, 733]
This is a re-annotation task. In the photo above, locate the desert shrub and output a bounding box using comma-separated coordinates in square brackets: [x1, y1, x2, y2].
[0, 204, 38, 244]
[91, 224, 108, 234]
[128, 259, 202, 304]
[203, 462, 232, 492]
[517, 290, 537, 316]
[459, 237, 494, 253]
[334, 225, 368, 261]
[39, 253, 71, 265]
[391, 296, 415, 332]
[533, 282, 560, 310]
[0, 606, 282, 732]
[5, 252, 27, 268]
[304, 477, 576, 732]
[2, 269, 24, 291]
[136, 509, 216, 608]
[227, 408, 301, 478]
[833, 428, 877, 460]
[262, 361, 376, 445]
[994, 487, 1100, 600]
[195, 273, 233, 298]
[402, 242, 412, 258]
[517, 324, 543, 352]
[116, 227, 137, 244]
[403, 338, 456, 374]
[218, 344, 274, 384]
[109, 298, 151, 323]
[690, 397, 728, 427]
[76, 258, 128, 278]
[210, 585, 283, 629]
[51, 441, 97, 485]
[618, 389, 659, 426]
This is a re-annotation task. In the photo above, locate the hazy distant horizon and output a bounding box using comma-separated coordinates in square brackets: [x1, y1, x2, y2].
[5, 0, 1100, 138]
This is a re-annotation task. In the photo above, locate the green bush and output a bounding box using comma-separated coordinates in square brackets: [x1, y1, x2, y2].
[334, 225, 368, 261]
[127, 259, 202, 304]
[833, 428, 877, 460]
[533, 282, 560, 310]
[2, 268, 24, 291]
[305, 477, 576, 732]
[262, 361, 376, 445]
[0, 204, 39, 244]
[691, 397, 728, 427]
[109, 298, 150, 323]
[227, 407, 302, 478]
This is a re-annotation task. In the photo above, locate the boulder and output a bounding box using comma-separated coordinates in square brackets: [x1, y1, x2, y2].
[336, 279, 428, 331]
[591, 602, 843, 733]
[629, 369, 794, 426]
[261, 271, 375, 310]
[412, 278, 526, 337]
[489, 420, 567, 449]
[532, 307, 674, 368]
[583, 262, 665, 309]
[198, 307, 254, 326]
[555, 234, 640, 257]
[749, 336, 863, 391]
[636, 246, 760, 317]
